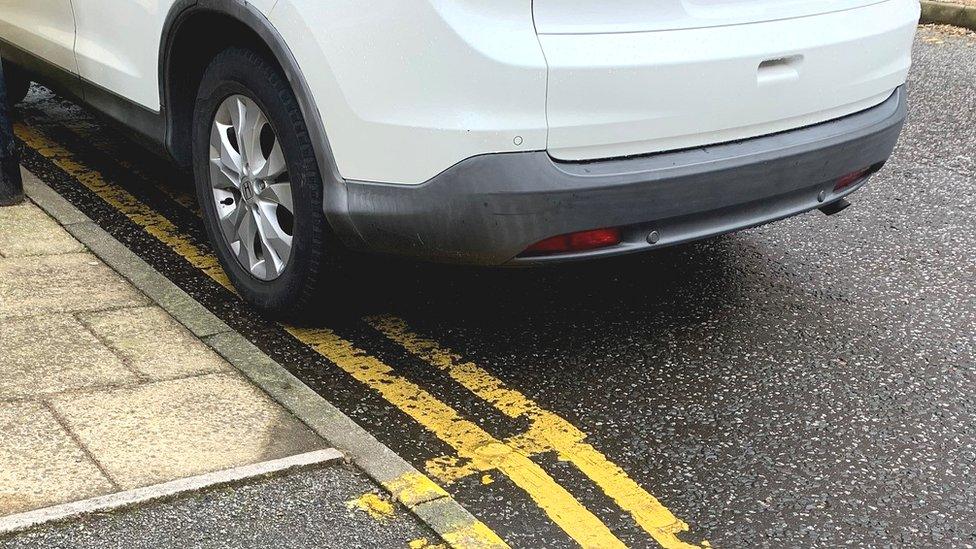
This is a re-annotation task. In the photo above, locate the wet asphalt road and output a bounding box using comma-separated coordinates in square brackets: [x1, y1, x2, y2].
[10, 26, 976, 547]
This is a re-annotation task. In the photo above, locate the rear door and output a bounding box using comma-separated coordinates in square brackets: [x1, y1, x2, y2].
[0, 0, 78, 73]
[71, 0, 175, 110]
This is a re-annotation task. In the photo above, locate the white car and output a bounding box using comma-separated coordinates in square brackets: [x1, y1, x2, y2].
[0, 0, 919, 316]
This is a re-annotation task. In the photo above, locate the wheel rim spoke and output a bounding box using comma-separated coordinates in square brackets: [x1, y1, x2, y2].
[255, 203, 291, 277]
[217, 198, 245, 245]
[211, 121, 243, 181]
[229, 96, 250, 164]
[258, 182, 293, 212]
[254, 139, 287, 180]
[210, 158, 240, 190]
[234, 208, 261, 274]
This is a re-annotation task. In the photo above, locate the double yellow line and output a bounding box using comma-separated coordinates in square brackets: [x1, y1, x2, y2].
[16, 118, 701, 549]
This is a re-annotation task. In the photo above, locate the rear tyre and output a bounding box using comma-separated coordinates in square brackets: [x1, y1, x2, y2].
[1, 60, 30, 108]
[192, 47, 338, 319]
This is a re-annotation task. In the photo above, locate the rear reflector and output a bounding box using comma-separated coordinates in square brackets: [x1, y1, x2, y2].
[834, 168, 871, 192]
[521, 227, 622, 256]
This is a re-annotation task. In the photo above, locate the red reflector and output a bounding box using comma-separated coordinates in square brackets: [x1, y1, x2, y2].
[522, 228, 622, 256]
[834, 168, 870, 192]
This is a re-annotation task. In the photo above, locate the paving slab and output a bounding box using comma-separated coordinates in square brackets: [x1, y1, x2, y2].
[0, 253, 148, 318]
[48, 374, 327, 489]
[78, 306, 229, 381]
[0, 314, 137, 400]
[0, 402, 115, 516]
[0, 202, 83, 258]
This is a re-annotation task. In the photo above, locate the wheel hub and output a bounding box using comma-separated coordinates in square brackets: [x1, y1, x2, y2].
[240, 179, 255, 203]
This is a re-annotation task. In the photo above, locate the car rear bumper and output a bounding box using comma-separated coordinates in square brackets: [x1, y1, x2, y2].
[330, 86, 906, 265]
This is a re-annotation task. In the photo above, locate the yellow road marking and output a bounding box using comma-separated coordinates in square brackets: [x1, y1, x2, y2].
[368, 315, 700, 549]
[17, 120, 633, 548]
[289, 326, 626, 548]
[348, 492, 396, 521]
[14, 122, 233, 292]
[441, 521, 510, 549]
[19, 93, 201, 214]
[409, 538, 447, 549]
[60, 116, 202, 213]
[383, 471, 450, 508]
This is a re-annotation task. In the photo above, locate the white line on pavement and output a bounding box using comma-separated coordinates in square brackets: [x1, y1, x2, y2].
[0, 448, 344, 535]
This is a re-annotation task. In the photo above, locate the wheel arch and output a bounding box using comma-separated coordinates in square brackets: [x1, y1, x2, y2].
[160, 0, 355, 240]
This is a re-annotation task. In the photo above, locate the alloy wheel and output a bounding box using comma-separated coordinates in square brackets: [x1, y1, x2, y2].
[209, 94, 294, 281]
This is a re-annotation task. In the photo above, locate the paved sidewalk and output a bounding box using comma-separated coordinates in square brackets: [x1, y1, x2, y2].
[0, 196, 326, 516]
[0, 168, 503, 548]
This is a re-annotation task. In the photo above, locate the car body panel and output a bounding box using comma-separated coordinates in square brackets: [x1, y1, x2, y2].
[538, 0, 920, 161]
[0, 0, 77, 73]
[268, 0, 548, 185]
[532, 0, 887, 34]
[335, 88, 906, 264]
[0, 0, 919, 267]
[69, 1, 278, 111]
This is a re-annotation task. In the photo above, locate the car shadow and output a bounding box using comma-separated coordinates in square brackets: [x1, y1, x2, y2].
[330, 235, 746, 346]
